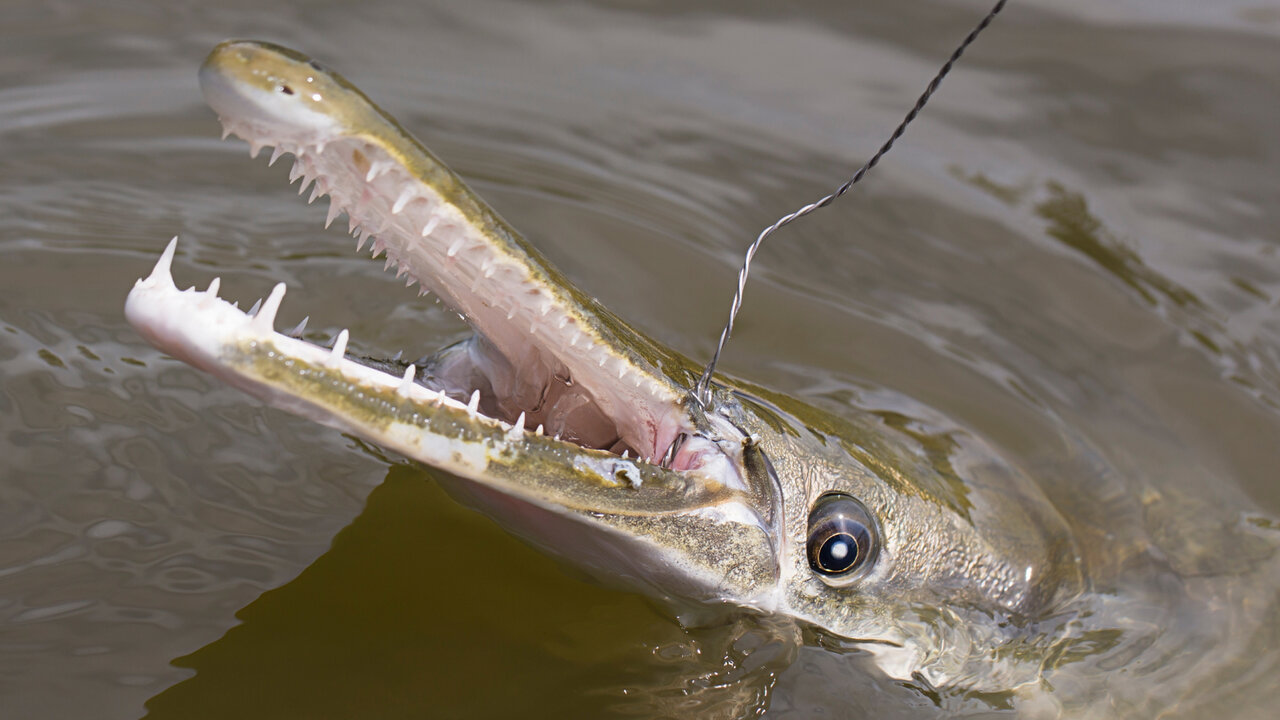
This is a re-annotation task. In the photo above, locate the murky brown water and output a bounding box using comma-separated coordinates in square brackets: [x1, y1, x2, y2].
[3, 1, 1280, 718]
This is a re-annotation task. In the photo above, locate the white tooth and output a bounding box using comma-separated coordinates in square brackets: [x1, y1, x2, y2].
[618, 366, 627, 380]
[506, 308, 515, 320]
[268, 146, 286, 166]
[370, 237, 384, 258]
[249, 140, 264, 158]
[397, 364, 416, 397]
[326, 329, 349, 368]
[206, 277, 221, 297]
[289, 162, 304, 182]
[355, 231, 367, 252]
[220, 125, 231, 140]
[364, 162, 387, 182]
[405, 276, 416, 288]
[252, 282, 286, 332]
[287, 316, 309, 337]
[391, 188, 415, 214]
[418, 288, 430, 297]
[556, 317, 568, 329]
[298, 176, 314, 195]
[535, 424, 544, 436]
[420, 216, 439, 237]
[598, 355, 606, 368]
[483, 265, 495, 279]
[554, 433, 563, 442]
[325, 200, 343, 229]
[308, 183, 323, 204]
[467, 389, 481, 414]
[539, 302, 551, 317]
[570, 331, 581, 347]
[396, 264, 409, 279]
[247, 298, 263, 317]
[348, 215, 360, 233]
[622, 450, 630, 459]
[139, 237, 179, 290]
[314, 139, 326, 154]
[446, 238, 464, 258]
[506, 412, 526, 441]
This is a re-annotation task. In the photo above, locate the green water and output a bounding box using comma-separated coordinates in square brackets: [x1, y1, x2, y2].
[2, 1, 1279, 717]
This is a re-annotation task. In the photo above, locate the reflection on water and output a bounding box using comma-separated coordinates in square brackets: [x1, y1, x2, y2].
[3, 0, 1280, 718]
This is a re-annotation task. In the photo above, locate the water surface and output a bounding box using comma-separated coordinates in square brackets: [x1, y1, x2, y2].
[2, 1, 1279, 718]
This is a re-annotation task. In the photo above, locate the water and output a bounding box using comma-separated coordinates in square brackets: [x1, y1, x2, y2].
[3, 0, 1279, 717]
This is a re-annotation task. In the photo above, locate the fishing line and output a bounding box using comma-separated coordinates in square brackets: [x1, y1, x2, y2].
[692, 0, 1009, 408]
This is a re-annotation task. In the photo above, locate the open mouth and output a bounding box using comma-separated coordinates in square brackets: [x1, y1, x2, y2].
[125, 40, 748, 491]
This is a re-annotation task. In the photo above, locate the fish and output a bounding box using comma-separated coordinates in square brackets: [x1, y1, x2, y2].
[124, 41, 1279, 716]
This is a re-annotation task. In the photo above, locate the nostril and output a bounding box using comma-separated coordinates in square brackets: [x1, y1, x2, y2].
[279, 85, 294, 95]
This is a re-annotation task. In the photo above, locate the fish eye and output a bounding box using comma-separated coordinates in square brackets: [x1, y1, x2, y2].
[806, 492, 878, 585]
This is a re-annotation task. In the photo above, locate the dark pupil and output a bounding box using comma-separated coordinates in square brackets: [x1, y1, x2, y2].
[819, 532, 859, 572]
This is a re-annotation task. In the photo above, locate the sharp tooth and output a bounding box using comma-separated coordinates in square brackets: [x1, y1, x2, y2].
[249, 140, 264, 158]
[252, 282, 286, 333]
[391, 188, 415, 214]
[539, 302, 551, 317]
[467, 389, 481, 414]
[446, 238, 464, 258]
[506, 412, 526, 441]
[205, 277, 221, 297]
[308, 183, 324, 204]
[365, 161, 390, 182]
[418, 287, 430, 297]
[355, 231, 368, 252]
[397, 364, 417, 397]
[326, 329, 349, 368]
[287, 316, 309, 337]
[325, 200, 343, 229]
[420, 216, 439, 237]
[289, 162, 305, 182]
[268, 146, 286, 166]
[597, 355, 607, 368]
[557, 316, 568, 329]
[247, 298, 263, 317]
[138, 237, 179, 290]
[554, 432, 563, 442]
[348, 215, 360, 233]
[535, 424, 544, 436]
[570, 331, 581, 347]
[371, 237, 384, 258]
[622, 450, 630, 459]
[506, 308, 515, 320]
[298, 176, 314, 195]
[220, 125, 231, 140]
[384, 257, 395, 272]
[314, 139, 326, 154]
[396, 264, 410, 279]
[405, 276, 416, 288]
[618, 366, 627, 380]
